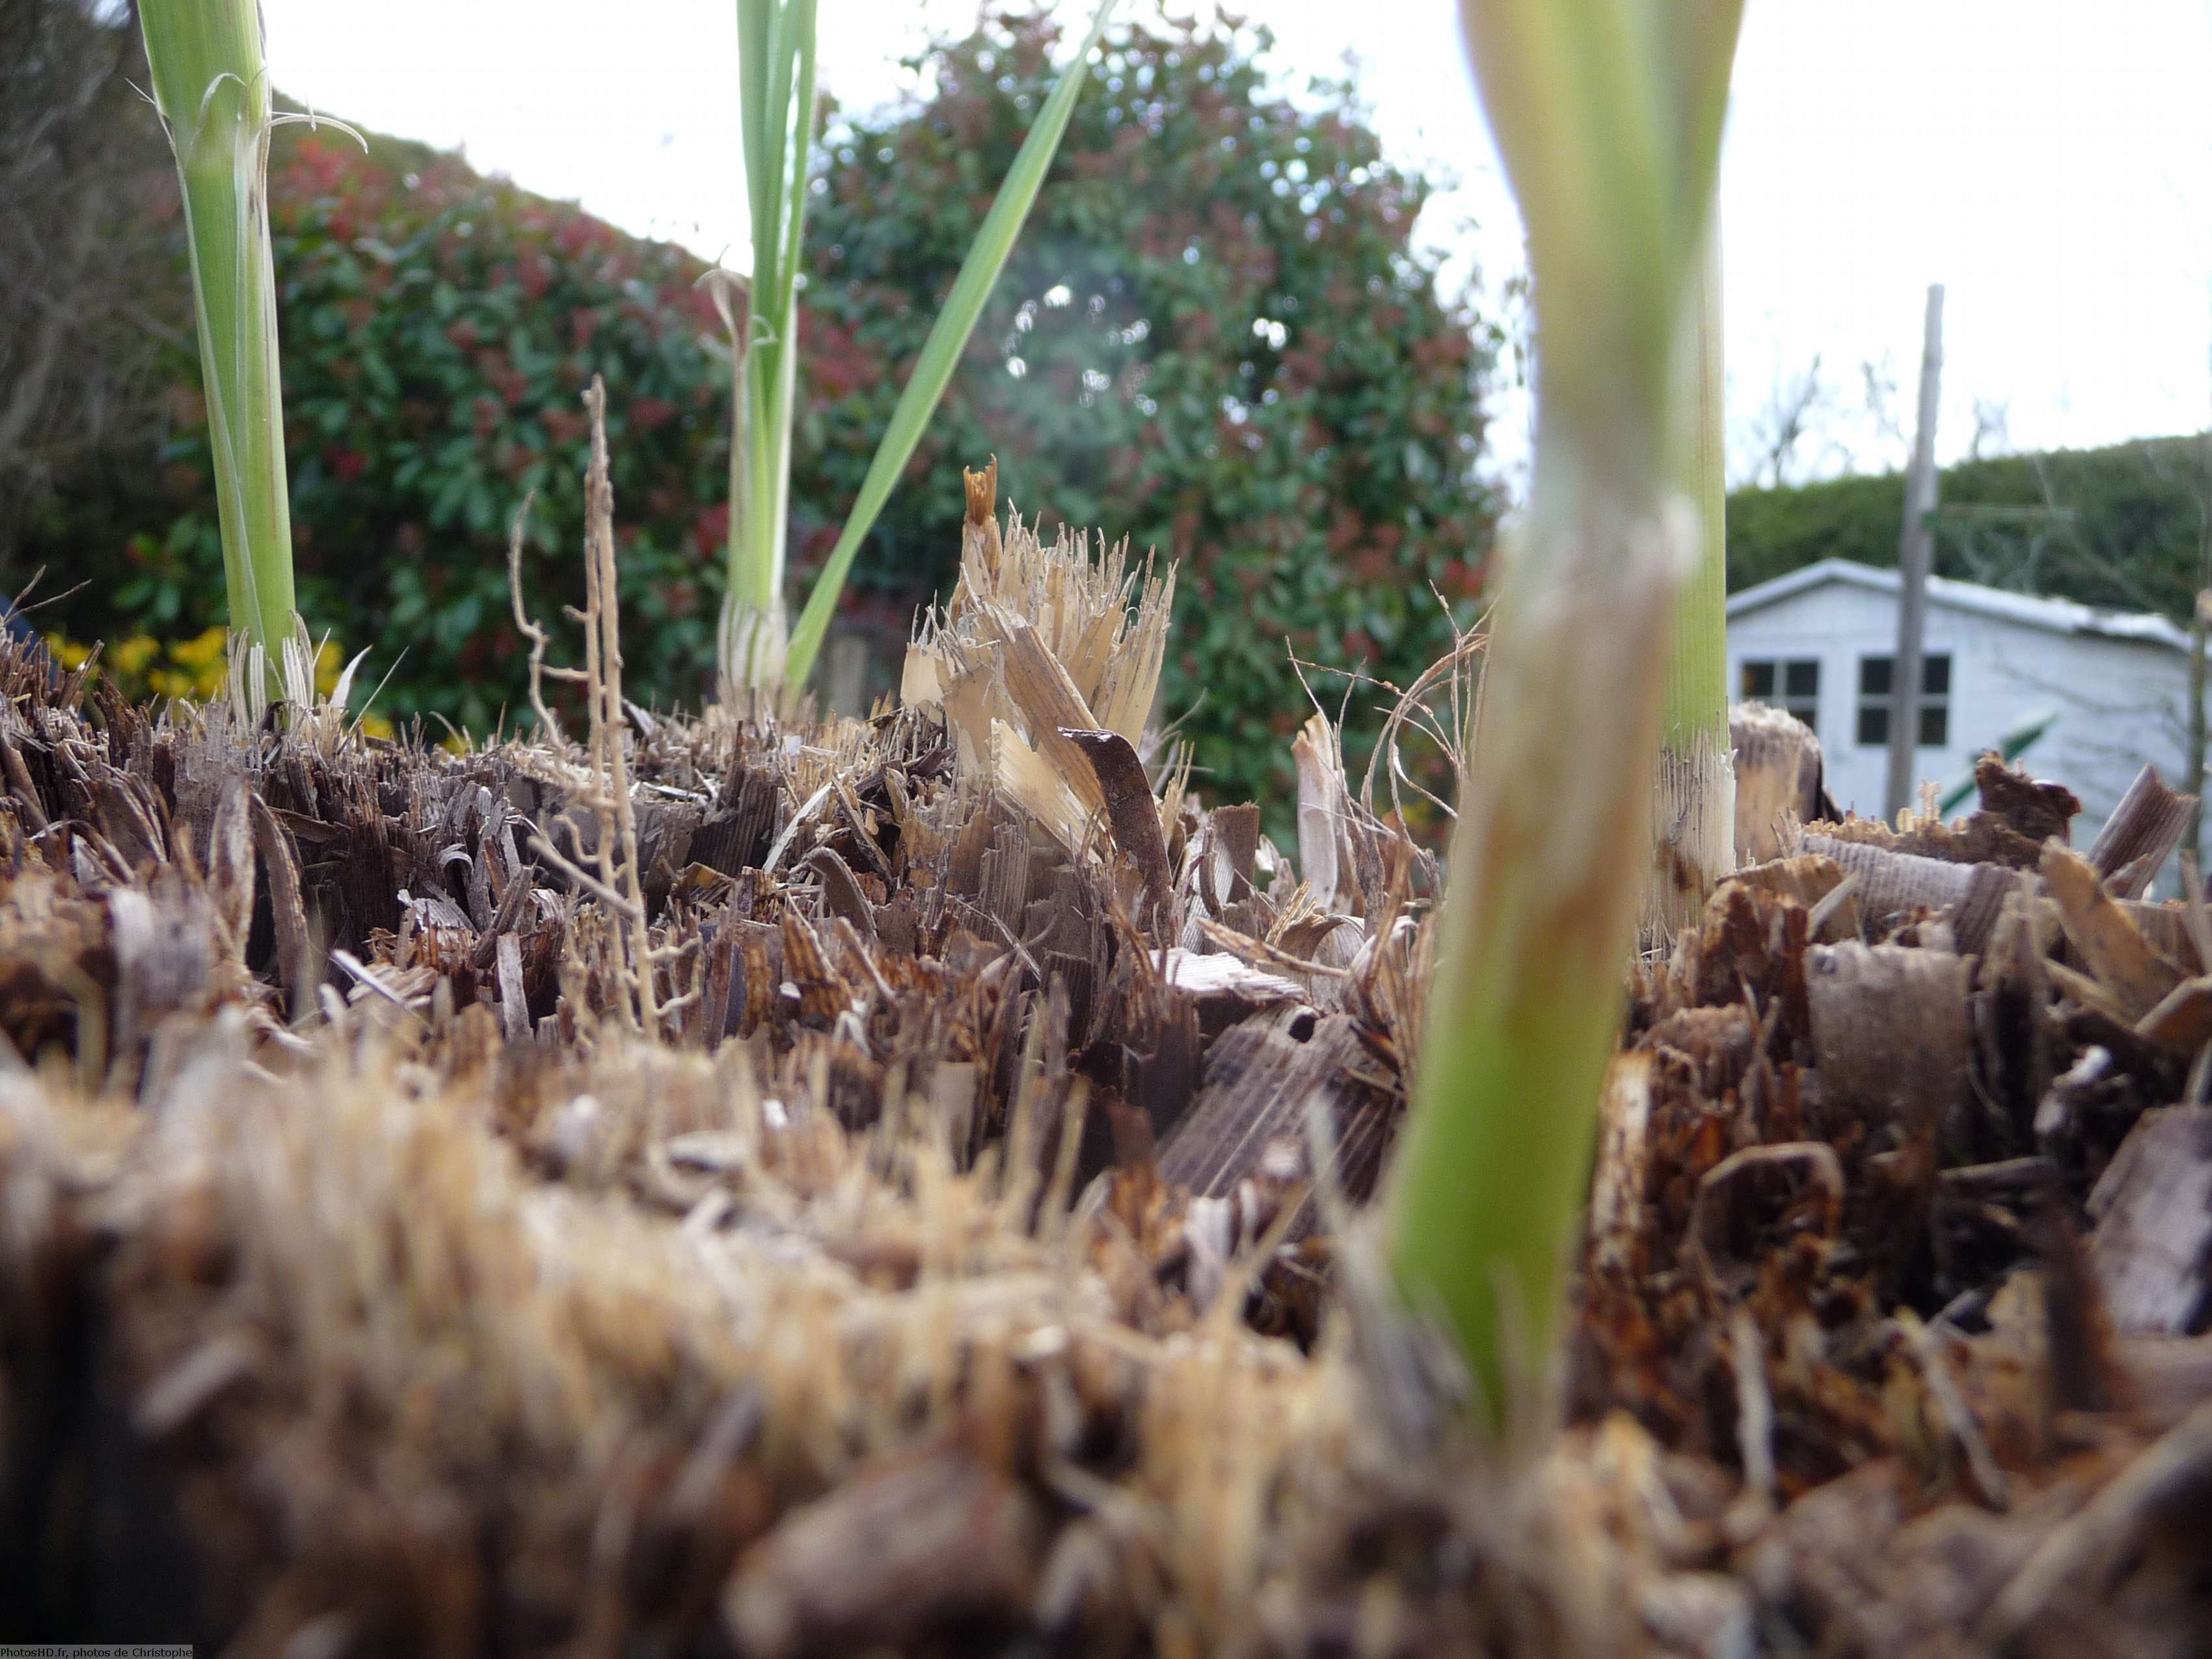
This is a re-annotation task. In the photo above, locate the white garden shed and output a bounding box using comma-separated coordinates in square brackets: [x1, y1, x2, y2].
[1725, 557, 2198, 847]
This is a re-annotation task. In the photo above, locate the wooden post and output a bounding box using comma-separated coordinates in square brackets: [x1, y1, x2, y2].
[1886, 284, 1945, 819]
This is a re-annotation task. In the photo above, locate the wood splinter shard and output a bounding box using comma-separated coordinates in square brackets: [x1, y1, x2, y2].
[1059, 727, 1171, 932]
[962, 454, 1004, 571]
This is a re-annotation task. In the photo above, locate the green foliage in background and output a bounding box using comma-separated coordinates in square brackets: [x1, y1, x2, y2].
[23, 124, 740, 736]
[1727, 438, 2211, 622]
[17, 6, 1500, 806]
[801, 9, 1500, 803]
[778, 0, 1118, 695]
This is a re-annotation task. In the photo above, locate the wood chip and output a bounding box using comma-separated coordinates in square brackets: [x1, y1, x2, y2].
[1972, 753, 2080, 844]
[1589, 1050, 1654, 1276]
[1291, 714, 1343, 912]
[247, 790, 315, 1019]
[205, 773, 255, 956]
[2134, 975, 2212, 1050]
[1731, 701, 1831, 865]
[1160, 949, 1302, 1006]
[1980, 1397, 2212, 1646]
[2086, 764, 2196, 899]
[1059, 727, 1170, 929]
[1802, 833, 1976, 928]
[722, 1450, 1045, 1659]
[2086, 1106, 2212, 1334]
[1157, 1010, 1379, 1212]
[1805, 941, 1971, 1141]
[2042, 841, 2183, 1021]
[802, 845, 876, 944]
[496, 932, 527, 1042]
[1207, 802, 1260, 910]
[1721, 854, 1858, 942]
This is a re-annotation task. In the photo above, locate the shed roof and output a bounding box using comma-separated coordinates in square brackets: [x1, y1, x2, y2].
[1726, 557, 2191, 652]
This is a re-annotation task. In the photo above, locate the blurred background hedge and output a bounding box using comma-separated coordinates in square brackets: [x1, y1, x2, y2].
[1726, 438, 2212, 621]
[3, 2, 1504, 811]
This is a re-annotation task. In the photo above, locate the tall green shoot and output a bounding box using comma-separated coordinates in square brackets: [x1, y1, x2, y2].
[721, 0, 818, 692]
[140, 0, 298, 673]
[719, 0, 1118, 702]
[1387, 0, 1746, 1433]
[1647, 223, 1736, 943]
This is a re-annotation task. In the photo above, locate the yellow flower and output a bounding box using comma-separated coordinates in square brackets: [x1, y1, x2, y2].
[44, 633, 93, 671]
[170, 627, 228, 670]
[111, 636, 161, 677]
[314, 639, 344, 699]
[359, 712, 396, 741]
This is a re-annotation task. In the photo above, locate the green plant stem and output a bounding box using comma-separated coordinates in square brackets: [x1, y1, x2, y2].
[1389, 435, 1680, 1431]
[779, 0, 1117, 702]
[724, 0, 818, 690]
[1647, 219, 1736, 941]
[140, 0, 296, 664]
[1662, 226, 1729, 750]
[1389, 0, 1743, 1436]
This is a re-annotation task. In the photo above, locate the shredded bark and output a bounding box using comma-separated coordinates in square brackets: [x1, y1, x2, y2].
[3, 473, 2210, 1655]
[2088, 764, 2198, 899]
[1059, 725, 1172, 931]
[1974, 752, 2081, 845]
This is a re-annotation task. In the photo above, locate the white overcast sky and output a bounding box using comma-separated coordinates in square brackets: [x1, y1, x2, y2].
[256, 0, 2212, 490]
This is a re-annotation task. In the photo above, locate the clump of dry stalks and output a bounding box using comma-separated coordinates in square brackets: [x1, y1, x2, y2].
[3, 383, 2212, 1657]
[504, 378, 668, 1033]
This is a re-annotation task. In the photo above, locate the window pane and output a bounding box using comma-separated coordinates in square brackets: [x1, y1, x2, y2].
[1859, 654, 1892, 696]
[1919, 705, 1948, 747]
[1922, 653, 1950, 695]
[1743, 660, 1775, 698]
[1857, 704, 1889, 746]
[1788, 703, 1817, 736]
[1785, 659, 1820, 698]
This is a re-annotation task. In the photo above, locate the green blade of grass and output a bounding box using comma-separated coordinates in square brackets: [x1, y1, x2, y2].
[779, 16, 818, 325]
[780, 0, 1118, 700]
[140, 0, 297, 667]
[752, 0, 803, 314]
[736, 0, 776, 252]
[724, 0, 817, 688]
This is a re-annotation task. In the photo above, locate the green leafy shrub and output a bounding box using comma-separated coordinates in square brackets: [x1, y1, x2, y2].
[800, 8, 1501, 805]
[264, 133, 735, 733]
